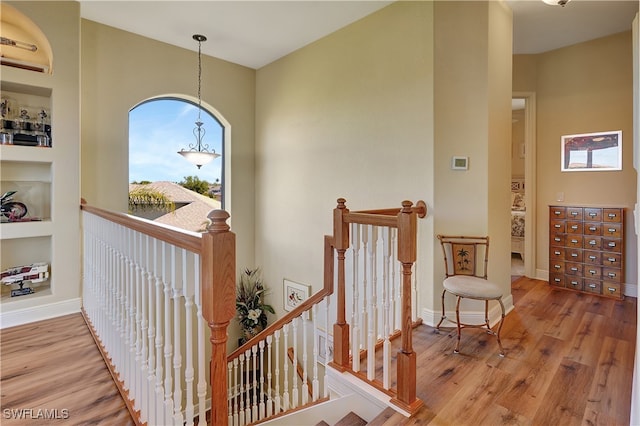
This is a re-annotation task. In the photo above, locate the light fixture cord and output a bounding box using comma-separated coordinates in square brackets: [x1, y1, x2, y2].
[197, 38, 202, 123]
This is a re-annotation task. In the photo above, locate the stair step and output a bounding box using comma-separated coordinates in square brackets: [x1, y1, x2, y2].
[334, 411, 367, 426]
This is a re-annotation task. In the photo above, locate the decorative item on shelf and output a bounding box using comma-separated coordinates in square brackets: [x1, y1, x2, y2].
[0, 190, 41, 223]
[236, 267, 274, 345]
[1, 262, 49, 297]
[177, 34, 220, 169]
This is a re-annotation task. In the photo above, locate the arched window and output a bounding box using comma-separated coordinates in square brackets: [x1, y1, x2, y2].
[128, 98, 225, 231]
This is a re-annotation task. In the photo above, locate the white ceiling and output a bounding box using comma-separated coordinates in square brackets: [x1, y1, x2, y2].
[79, 0, 639, 70]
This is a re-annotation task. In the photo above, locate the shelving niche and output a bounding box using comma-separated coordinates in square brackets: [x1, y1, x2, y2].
[0, 1, 80, 327]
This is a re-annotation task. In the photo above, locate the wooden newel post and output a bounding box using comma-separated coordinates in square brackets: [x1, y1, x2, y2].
[201, 209, 236, 425]
[392, 200, 423, 412]
[332, 198, 350, 370]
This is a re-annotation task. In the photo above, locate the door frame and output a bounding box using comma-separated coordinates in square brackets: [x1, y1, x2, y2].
[513, 91, 536, 278]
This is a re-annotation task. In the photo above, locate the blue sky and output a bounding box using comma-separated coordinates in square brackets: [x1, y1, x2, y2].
[129, 99, 223, 184]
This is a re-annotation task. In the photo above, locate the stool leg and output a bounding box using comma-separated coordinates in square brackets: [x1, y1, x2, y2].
[435, 289, 447, 331]
[484, 300, 491, 331]
[495, 298, 506, 357]
[454, 296, 462, 354]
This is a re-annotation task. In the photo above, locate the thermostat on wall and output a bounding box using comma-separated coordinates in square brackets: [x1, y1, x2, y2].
[451, 156, 468, 170]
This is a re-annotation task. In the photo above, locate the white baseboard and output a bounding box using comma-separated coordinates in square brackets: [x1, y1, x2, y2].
[0, 298, 81, 329]
[421, 293, 515, 328]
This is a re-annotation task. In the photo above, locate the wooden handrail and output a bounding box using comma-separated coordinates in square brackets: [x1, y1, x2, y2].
[229, 235, 335, 360]
[80, 201, 202, 253]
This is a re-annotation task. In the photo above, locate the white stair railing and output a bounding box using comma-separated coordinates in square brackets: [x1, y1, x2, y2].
[81, 204, 237, 425]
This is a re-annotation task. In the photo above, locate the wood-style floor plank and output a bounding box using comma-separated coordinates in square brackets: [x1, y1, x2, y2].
[375, 277, 636, 425]
[0, 278, 635, 426]
[0, 313, 134, 425]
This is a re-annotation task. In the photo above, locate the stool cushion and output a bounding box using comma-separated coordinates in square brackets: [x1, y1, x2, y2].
[443, 275, 502, 299]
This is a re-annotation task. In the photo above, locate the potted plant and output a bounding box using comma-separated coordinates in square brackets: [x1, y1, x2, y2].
[236, 268, 275, 345]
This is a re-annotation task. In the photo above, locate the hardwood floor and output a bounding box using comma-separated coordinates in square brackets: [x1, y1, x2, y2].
[0, 313, 134, 425]
[0, 277, 636, 425]
[373, 277, 637, 425]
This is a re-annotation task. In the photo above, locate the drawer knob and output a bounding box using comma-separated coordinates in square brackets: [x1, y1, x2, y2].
[554, 211, 561, 215]
[571, 225, 578, 229]
[554, 251, 561, 255]
[608, 242, 616, 247]
[608, 258, 616, 262]
[571, 281, 578, 286]
[589, 240, 596, 245]
[571, 253, 578, 257]
[571, 267, 578, 271]
[555, 238, 561, 242]
[572, 239, 579, 244]
[607, 287, 617, 293]
[608, 272, 616, 278]
[589, 284, 597, 288]
[589, 212, 597, 217]
[589, 270, 597, 275]
[608, 213, 617, 218]
[554, 278, 561, 282]
[554, 265, 561, 269]
[571, 212, 578, 216]
[555, 224, 561, 228]
[589, 256, 597, 260]
[589, 227, 597, 231]
[608, 228, 616, 233]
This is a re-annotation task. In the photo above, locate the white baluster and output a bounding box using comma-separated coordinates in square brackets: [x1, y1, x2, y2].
[291, 318, 299, 409]
[228, 361, 234, 426]
[282, 324, 290, 411]
[183, 250, 196, 426]
[351, 223, 361, 372]
[274, 329, 281, 414]
[258, 340, 266, 419]
[312, 304, 319, 401]
[361, 224, 369, 368]
[302, 315, 309, 405]
[244, 350, 251, 422]
[172, 248, 184, 425]
[251, 345, 259, 421]
[367, 226, 377, 381]
[164, 244, 175, 421]
[382, 227, 392, 390]
[238, 354, 245, 426]
[194, 255, 207, 426]
[232, 357, 239, 426]
[392, 228, 401, 332]
[154, 240, 165, 426]
[323, 297, 330, 398]
[266, 335, 273, 416]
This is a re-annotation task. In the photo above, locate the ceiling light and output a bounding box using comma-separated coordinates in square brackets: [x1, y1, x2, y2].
[178, 34, 220, 169]
[542, 0, 570, 6]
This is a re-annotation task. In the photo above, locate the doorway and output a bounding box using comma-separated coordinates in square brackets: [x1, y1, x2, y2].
[512, 92, 536, 279]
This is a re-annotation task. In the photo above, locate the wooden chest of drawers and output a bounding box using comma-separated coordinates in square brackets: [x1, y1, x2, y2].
[549, 205, 624, 299]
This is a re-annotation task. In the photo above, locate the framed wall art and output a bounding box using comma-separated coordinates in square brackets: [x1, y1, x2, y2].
[561, 130, 622, 172]
[283, 279, 310, 312]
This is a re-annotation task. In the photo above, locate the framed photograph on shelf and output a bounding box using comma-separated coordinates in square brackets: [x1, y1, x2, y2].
[283, 279, 310, 312]
[561, 130, 622, 172]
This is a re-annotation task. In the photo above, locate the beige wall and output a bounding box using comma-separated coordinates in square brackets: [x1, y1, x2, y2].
[434, 1, 513, 314]
[255, 2, 436, 315]
[514, 31, 637, 286]
[256, 1, 513, 321]
[80, 20, 257, 270]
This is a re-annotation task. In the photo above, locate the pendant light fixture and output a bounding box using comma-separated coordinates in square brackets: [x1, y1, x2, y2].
[178, 34, 220, 169]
